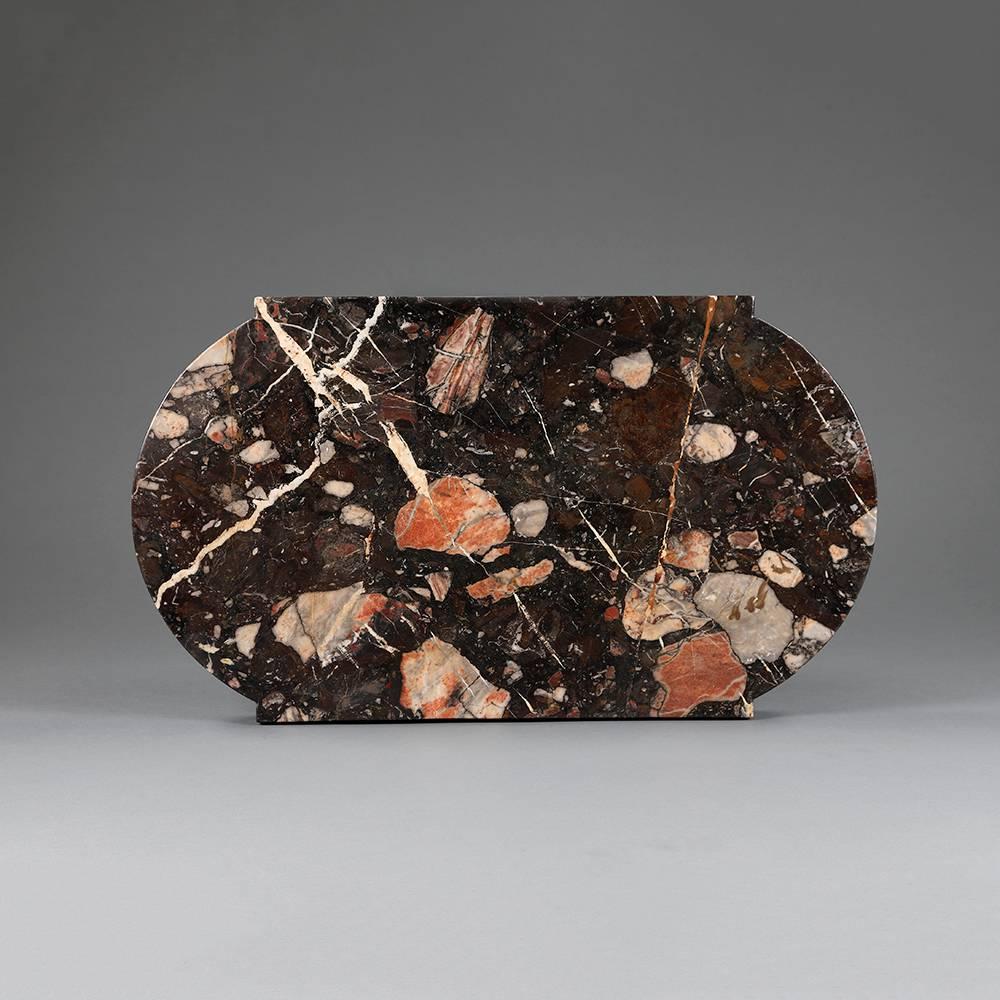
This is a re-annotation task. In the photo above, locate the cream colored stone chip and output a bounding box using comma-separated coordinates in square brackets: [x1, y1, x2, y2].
[683, 422, 737, 464]
[758, 550, 805, 588]
[610, 349, 653, 389]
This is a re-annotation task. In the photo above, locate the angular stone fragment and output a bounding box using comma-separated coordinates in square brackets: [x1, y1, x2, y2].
[651, 632, 747, 717]
[425, 308, 494, 414]
[394, 476, 510, 555]
[819, 417, 863, 458]
[273, 584, 393, 665]
[167, 335, 235, 398]
[622, 567, 708, 641]
[757, 550, 804, 588]
[425, 571, 452, 601]
[556, 547, 593, 571]
[400, 636, 510, 719]
[188, 336, 235, 370]
[503, 661, 523, 682]
[683, 422, 737, 463]
[205, 415, 239, 449]
[322, 480, 355, 498]
[466, 559, 554, 603]
[694, 572, 794, 664]
[151, 408, 189, 440]
[850, 508, 877, 546]
[511, 499, 549, 538]
[728, 529, 761, 551]
[341, 504, 375, 530]
[234, 622, 260, 657]
[663, 528, 712, 572]
[211, 483, 247, 517]
[239, 439, 279, 465]
[609, 349, 653, 389]
[783, 616, 835, 671]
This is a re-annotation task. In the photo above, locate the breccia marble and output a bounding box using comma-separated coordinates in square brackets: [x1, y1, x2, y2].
[132, 296, 876, 723]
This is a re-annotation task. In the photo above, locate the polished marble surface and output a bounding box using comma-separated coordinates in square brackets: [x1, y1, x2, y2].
[133, 296, 875, 721]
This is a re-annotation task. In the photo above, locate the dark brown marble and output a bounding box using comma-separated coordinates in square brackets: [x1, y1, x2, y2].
[132, 296, 876, 722]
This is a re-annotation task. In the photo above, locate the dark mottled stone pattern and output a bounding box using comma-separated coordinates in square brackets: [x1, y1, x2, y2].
[132, 296, 876, 722]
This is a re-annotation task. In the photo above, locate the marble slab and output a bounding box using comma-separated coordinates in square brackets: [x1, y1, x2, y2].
[132, 296, 876, 722]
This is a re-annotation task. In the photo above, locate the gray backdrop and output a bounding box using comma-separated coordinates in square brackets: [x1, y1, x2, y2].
[3, 2, 998, 998]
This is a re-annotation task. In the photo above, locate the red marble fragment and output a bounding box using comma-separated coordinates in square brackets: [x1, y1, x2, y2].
[650, 631, 746, 717]
[728, 529, 761, 551]
[206, 415, 239, 449]
[399, 636, 509, 719]
[394, 476, 510, 555]
[594, 367, 623, 387]
[466, 559, 554, 603]
[662, 528, 712, 572]
[425, 308, 493, 413]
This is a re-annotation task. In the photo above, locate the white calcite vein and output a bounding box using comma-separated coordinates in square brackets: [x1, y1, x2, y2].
[154, 448, 324, 608]
[258, 298, 386, 408]
[627, 298, 718, 646]
[780, 345, 871, 515]
[326, 297, 388, 391]
[132, 435, 199, 496]
[522, 387, 557, 457]
[512, 592, 568, 671]
[255, 296, 431, 498]
[245, 318, 318, 416]
[255, 297, 340, 412]
[573, 504, 636, 584]
[381, 420, 430, 497]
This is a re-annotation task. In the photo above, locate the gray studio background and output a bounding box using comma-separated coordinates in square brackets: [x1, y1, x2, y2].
[3, 3, 998, 998]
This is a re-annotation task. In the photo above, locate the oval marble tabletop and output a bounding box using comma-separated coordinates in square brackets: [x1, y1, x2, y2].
[132, 296, 876, 722]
